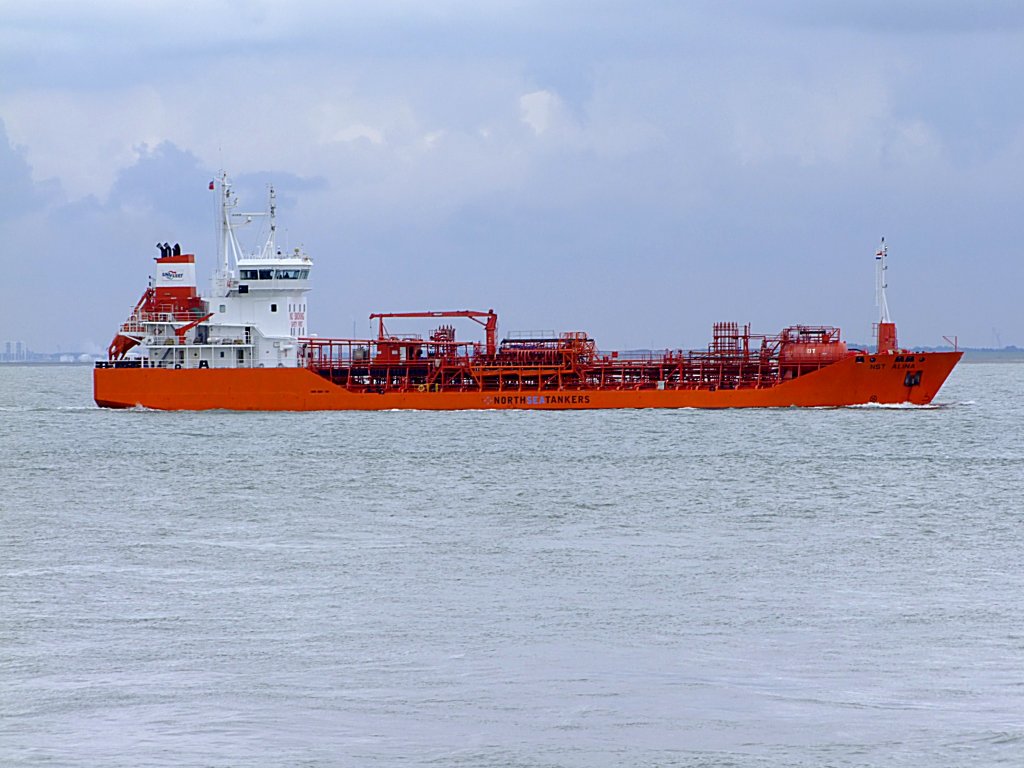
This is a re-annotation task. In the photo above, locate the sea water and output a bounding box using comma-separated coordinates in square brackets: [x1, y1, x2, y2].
[2, 363, 1022, 767]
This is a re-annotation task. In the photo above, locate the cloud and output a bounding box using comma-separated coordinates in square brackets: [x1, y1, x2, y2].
[329, 124, 387, 145]
[520, 90, 571, 137]
[739, 0, 1024, 34]
[0, 119, 61, 219]
[106, 142, 211, 219]
[0, 86, 169, 198]
[1, 2, 1022, 349]
[726, 70, 896, 167]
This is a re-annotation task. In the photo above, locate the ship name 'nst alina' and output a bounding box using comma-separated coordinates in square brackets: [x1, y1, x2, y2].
[94, 176, 962, 410]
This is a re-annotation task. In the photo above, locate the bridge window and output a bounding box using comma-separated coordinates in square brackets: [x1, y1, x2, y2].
[240, 268, 305, 280]
[271, 304, 278, 312]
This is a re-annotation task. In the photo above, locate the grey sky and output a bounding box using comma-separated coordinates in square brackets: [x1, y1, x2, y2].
[1, 1, 1021, 352]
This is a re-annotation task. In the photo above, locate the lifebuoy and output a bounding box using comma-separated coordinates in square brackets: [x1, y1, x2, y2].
[417, 384, 426, 392]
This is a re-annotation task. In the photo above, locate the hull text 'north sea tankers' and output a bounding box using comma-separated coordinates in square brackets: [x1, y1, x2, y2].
[94, 176, 962, 410]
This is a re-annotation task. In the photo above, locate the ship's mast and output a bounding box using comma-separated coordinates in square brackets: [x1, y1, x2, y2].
[218, 172, 231, 275]
[875, 237, 891, 324]
[874, 237, 898, 353]
[212, 173, 275, 295]
[260, 186, 277, 258]
[213, 172, 244, 296]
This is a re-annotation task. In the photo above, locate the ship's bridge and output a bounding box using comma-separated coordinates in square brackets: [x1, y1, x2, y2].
[209, 250, 314, 344]
[236, 254, 312, 288]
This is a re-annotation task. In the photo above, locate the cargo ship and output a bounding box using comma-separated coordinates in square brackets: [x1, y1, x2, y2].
[94, 175, 962, 410]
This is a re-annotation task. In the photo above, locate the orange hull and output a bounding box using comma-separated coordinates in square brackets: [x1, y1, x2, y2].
[94, 351, 962, 410]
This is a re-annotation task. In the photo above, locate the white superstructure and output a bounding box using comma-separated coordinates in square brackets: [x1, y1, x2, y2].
[107, 174, 314, 370]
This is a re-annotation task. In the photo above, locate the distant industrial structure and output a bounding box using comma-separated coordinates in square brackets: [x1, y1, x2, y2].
[1, 341, 95, 363]
[2, 340, 29, 362]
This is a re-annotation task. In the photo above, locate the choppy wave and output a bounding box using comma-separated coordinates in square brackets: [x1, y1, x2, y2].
[847, 401, 945, 410]
[0, 405, 99, 413]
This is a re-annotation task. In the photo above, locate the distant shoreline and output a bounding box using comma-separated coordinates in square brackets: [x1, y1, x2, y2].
[0, 361, 97, 366]
[959, 350, 1024, 363]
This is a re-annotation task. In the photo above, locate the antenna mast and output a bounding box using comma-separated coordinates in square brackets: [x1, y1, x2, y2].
[875, 237, 891, 323]
[212, 172, 236, 296]
[218, 172, 231, 275]
[262, 185, 277, 257]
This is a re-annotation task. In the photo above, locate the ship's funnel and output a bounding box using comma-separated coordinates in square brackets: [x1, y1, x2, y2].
[153, 252, 203, 317]
[154, 253, 197, 290]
